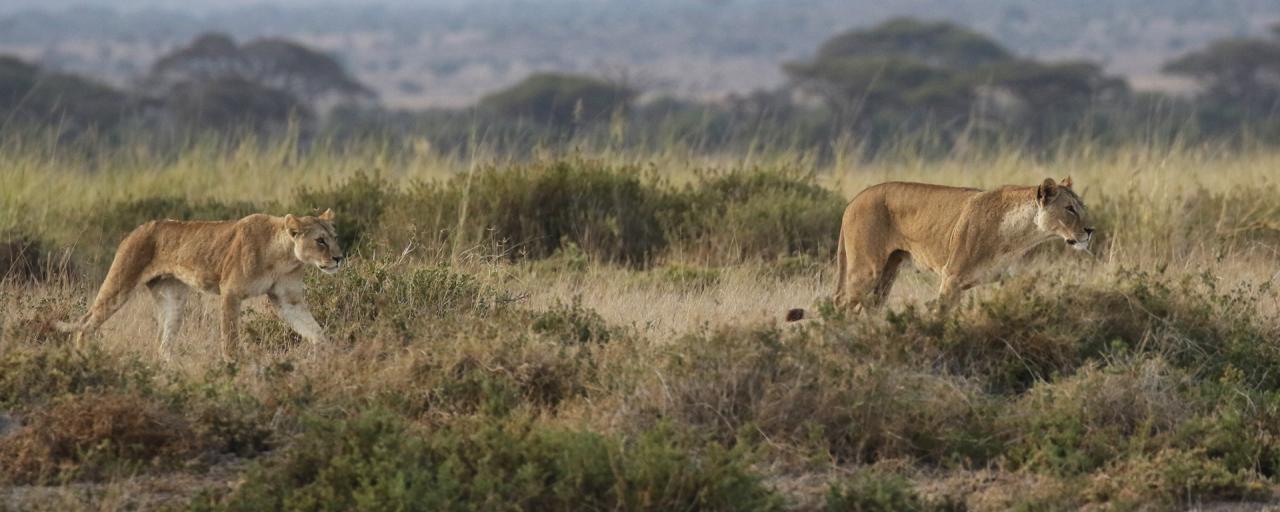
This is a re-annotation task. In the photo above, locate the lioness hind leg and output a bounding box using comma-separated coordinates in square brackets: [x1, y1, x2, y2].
[840, 247, 904, 313]
[77, 238, 154, 343]
[147, 278, 189, 360]
[840, 268, 881, 313]
[870, 250, 909, 308]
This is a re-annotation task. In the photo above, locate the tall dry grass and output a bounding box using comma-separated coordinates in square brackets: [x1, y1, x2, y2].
[3, 136, 1280, 510]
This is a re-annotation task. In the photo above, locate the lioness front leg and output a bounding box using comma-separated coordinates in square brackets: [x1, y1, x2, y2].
[268, 280, 328, 345]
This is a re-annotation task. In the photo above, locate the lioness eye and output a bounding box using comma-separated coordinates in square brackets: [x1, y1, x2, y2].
[316, 238, 327, 246]
[1066, 206, 1077, 215]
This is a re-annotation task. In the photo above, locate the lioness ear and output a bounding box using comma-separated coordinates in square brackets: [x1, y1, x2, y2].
[1036, 178, 1058, 205]
[284, 214, 302, 236]
[1060, 176, 1073, 189]
[319, 208, 335, 221]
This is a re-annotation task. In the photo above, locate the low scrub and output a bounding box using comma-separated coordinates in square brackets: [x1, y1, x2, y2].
[860, 269, 1280, 393]
[1003, 358, 1193, 475]
[0, 392, 200, 484]
[653, 324, 998, 464]
[0, 343, 156, 410]
[1082, 448, 1270, 508]
[825, 469, 934, 512]
[197, 410, 782, 511]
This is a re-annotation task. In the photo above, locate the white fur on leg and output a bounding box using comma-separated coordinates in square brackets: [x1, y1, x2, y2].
[276, 302, 327, 345]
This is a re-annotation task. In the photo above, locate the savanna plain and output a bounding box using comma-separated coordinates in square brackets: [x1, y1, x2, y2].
[4, 137, 1280, 511]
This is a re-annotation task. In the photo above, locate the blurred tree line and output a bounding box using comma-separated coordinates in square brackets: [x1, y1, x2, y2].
[3, 18, 1280, 156]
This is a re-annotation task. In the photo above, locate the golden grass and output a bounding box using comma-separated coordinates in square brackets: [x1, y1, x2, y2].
[5, 139, 1280, 509]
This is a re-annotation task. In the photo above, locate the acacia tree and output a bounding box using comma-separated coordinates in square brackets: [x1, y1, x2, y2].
[785, 18, 1126, 145]
[0, 56, 131, 130]
[1163, 25, 1280, 130]
[148, 32, 371, 109]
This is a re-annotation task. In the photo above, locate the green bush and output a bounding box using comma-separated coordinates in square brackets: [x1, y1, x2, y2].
[0, 230, 72, 283]
[292, 171, 395, 251]
[1174, 375, 1280, 478]
[388, 159, 671, 266]
[198, 410, 781, 511]
[670, 167, 846, 262]
[374, 161, 846, 265]
[654, 263, 722, 291]
[172, 368, 275, 457]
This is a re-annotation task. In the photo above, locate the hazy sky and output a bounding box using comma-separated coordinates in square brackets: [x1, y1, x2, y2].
[3, 0, 1278, 107]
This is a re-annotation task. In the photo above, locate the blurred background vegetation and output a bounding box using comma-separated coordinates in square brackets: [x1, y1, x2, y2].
[2, 2, 1280, 158]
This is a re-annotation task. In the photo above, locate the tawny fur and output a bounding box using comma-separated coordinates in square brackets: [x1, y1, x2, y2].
[790, 178, 1093, 320]
[58, 210, 345, 360]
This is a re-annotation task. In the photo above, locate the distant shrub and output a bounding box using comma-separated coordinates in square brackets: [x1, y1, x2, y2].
[654, 263, 722, 291]
[89, 196, 268, 241]
[670, 167, 845, 262]
[387, 159, 671, 266]
[763, 254, 826, 280]
[0, 231, 72, 283]
[479, 72, 636, 126]
[198, 411, 781, 511]
[374, 161, 847, 265]
[0, 392, 199, 484]
[292, 170, 395, 251]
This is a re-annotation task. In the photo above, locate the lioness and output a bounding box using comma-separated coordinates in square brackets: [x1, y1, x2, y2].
[58, 210, 344, 360]
[787, 178, 1092, 321]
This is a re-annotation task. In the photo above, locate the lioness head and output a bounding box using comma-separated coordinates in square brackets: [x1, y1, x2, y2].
[1036, 177, 1095, 251]
[285, 209, 344, 274]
